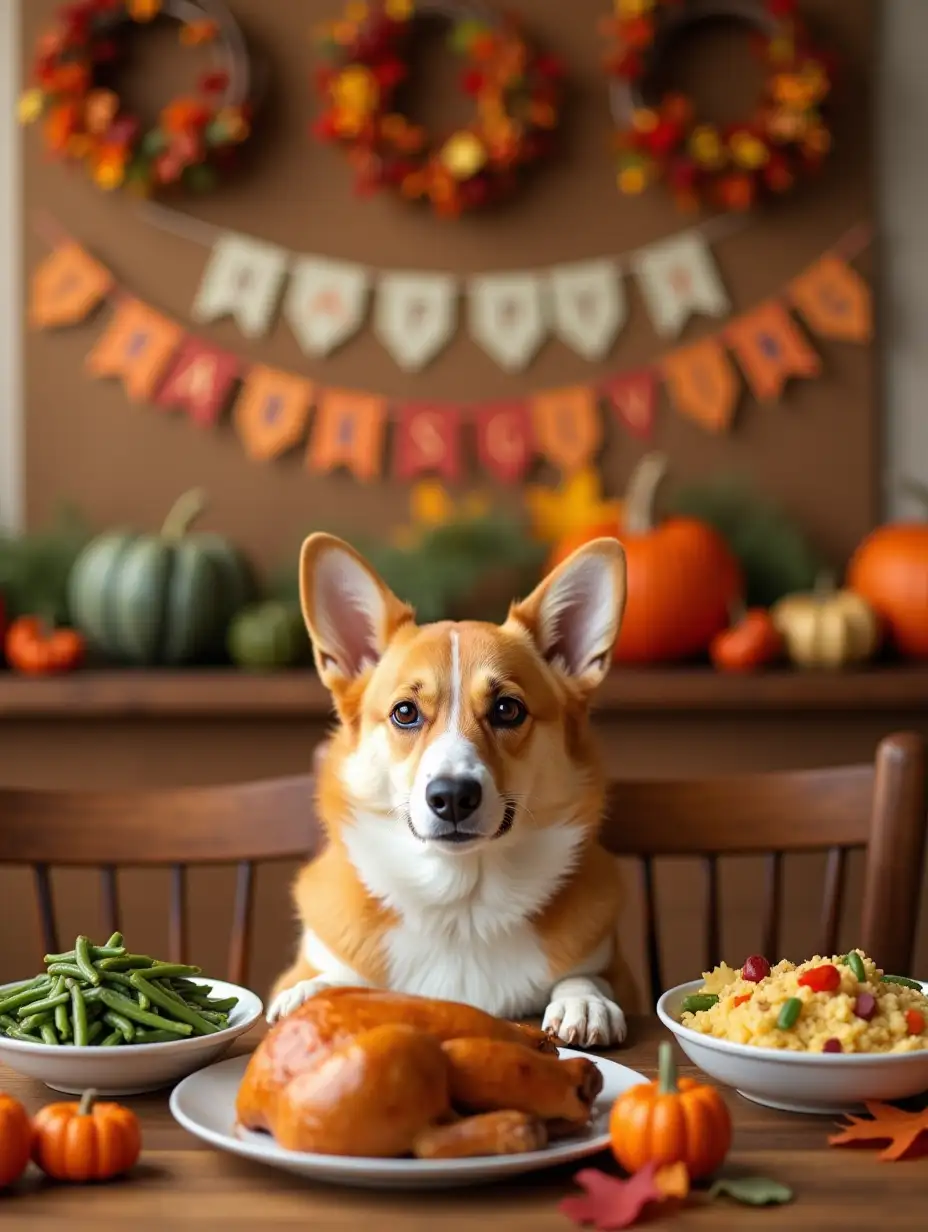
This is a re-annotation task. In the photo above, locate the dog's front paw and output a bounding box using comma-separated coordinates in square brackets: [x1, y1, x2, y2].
[543, 995, 627, 1049]
[266, 977, 336, 1025]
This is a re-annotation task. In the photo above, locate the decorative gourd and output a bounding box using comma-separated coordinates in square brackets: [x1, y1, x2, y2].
[227, 601, 309, 671]
[68, 490, 254, 666]
[0, 1093, 31, 1188]
[4, 617, 86, 675]
[710, 606, 783, 673]
[771, 576, 880, 669]
[31, 1088, 141, 1183]
[609, 1041, 732, 1180]
[846, 481, 928, 659]
[613, 454, 743, 664]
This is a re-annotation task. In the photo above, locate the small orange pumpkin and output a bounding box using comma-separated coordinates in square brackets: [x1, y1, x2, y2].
[32, 1088, 141, 1182]
[846, 480, 928, 660]
[4, 617, 86, 675]
[613, 454, 743, 664]
[710, 606, 783, 673]
[609, 1041, 732, 1180]
[0, 1092, 32, 1188]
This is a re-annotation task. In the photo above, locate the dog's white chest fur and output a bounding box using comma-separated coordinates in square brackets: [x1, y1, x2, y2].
[337, 811, 585, 1018]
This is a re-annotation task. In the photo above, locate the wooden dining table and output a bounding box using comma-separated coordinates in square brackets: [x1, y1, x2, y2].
[2, 1017, 926, 1231]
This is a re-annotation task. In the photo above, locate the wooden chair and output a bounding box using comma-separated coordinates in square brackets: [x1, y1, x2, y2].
[600, 731, 928, 1004]
[0, 776, 324, 986]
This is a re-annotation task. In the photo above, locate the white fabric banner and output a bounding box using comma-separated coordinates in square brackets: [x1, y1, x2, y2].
[633, 232, 730, 338]
[192, 234, 289, 339]
[549, 258, 626, 361]
[286, 256, 370, 357]
[373, 272, 458, 371]
[467, 273, 547, 372]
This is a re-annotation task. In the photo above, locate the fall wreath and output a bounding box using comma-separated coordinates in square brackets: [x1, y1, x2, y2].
[602, 0, 834, 212]
[18, 0, 253, 196]
[312, 0, 564, 218]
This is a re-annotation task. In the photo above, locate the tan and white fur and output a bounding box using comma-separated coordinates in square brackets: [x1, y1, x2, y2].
[267, 532, 637, 1048]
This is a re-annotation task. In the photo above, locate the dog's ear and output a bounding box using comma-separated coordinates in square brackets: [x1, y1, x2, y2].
[508, 538, 626, 694]
[299, 533, 414, 692]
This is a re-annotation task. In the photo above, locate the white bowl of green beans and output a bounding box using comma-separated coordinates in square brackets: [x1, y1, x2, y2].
[0, 934, 263, 1095]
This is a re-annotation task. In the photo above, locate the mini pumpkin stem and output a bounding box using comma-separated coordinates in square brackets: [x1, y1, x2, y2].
[78, 1088, 97, 1117]
[161, 489, 208, 540]
[657, 1040, 679, 1096]
[623, 453, 669, 535]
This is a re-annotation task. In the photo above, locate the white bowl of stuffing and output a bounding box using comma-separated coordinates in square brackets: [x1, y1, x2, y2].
[656, 950, 928, 1114]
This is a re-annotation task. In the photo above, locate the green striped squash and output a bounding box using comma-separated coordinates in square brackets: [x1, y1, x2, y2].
[68, 490, 254, 666]
[227, 601, 309, 671]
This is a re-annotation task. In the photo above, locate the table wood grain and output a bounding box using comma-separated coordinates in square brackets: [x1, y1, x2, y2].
[2, 1019, 926, 1231]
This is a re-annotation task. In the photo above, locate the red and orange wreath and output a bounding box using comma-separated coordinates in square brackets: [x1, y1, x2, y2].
[18, 0, 253, 196]
[602, 0, 834, 212]
[312, 0, 564, 218]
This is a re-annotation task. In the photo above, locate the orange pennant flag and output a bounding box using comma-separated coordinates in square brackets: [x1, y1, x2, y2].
[726, 301, 821, 402]
[30, 242, 113, 329]
[85, 299, 183, 401]
[662, 337, 739, 433]
[235, 366, 314, 461]
[789, 255, 873, 343]
[307, 388, 387, 482]
[531, 386, 602, 473]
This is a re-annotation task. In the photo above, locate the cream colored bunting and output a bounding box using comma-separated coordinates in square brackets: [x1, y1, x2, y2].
[549, 258, 625, 361]
[467, 273, 547, 372]
[285, 256, 370, 357]
[374, 272, 458, 371]
[633, 232, 730, 338]
[192, 233, 289, 339]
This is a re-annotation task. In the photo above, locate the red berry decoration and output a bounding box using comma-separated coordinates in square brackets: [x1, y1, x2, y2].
[798, 964, 841, 993]
[742, 956, 771, 983]
[822, 1038, 843, 1053]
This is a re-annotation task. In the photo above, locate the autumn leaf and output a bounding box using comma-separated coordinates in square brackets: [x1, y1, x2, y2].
[828, 1102, 928, 1162]
[559, 1164, 666, 1230]
[654, 1161, 690, 1200]
[708, 1176, 794, 1206]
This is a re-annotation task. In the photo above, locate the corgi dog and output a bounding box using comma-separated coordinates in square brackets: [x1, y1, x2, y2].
[266, 532, 636, 1048]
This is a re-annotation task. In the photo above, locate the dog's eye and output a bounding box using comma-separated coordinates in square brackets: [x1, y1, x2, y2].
[489, 696, 527, 729]
[391, 701, 421, 729]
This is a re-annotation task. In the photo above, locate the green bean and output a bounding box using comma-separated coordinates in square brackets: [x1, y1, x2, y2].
[777, 997, 802, 1030]
[99, 969, 151, 1010]
[681, 994, 719, 1014]
[70, 981, 88, 1047]
[171, 979, 200, 992]
[16, 990, 71, 1019]
[0, 984, 55, 1015]
[882, 974, 924, 991]
[144, 963, 202, 981]
[40, 1023, 59, 1046]
[97, 989, 193, 1037]
[45, 945, 125, 963]
[195, 1010, 229, 1027]
[46, 962, 87, 982]
[129, 974, 218, 1036]
[134, 1028, 182, 1044]
[0, 975, 50, 998]
[19, 1012, 52, 1032]
[86, 1020, 104, 1044]
[0, 1013, 17, 1031]
[185, 994, 238, 1013]
[104, 932, 124, 949]
[101, 1030, 124, 1047]
[52, 976, 71, 1041]
[102, 1009, 136, 1043]
[74, 936, 101, 986]
[845, 952, 867, 982]
[96, 955, 156, 972]
[3, 1025, 43, 1042]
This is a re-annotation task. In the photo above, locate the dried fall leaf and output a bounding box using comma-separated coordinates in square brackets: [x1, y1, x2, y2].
[828, 1102, 928, 1162]
[558, 1165, 665, 1230]
[654, 1161, 690, 1200]
[708, 1176, 794, 1206]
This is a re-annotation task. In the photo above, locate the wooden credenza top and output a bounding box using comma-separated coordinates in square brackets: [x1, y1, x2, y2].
[0, 666, 925, 719]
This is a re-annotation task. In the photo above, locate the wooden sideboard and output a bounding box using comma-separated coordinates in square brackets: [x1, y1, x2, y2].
[1, 667, 926, 1003]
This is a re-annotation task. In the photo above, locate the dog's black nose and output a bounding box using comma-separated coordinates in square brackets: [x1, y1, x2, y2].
[426, 776, 483, 824]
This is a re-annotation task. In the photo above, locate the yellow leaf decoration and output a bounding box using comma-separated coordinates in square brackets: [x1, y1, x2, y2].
[524, 468, 624, 543]
[391, 482, 492, 548]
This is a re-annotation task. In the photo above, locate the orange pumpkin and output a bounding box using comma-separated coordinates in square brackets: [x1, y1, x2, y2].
[0, 1093, 32, 1188]
[710, 607, 783, 672]
[847, 482, 928, 659]
[32, 1088, 141, 1182]
[4, 617, 86, 675]
[546, 518, 623, 573]
[610, 1041, 732, 1180]
[612, 454, 742, 664]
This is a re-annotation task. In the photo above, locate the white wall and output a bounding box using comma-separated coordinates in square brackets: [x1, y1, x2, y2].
[0, 2, 924, 530]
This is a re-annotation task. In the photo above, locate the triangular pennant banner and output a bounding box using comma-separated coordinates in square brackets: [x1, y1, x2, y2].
[374, 272, 458, 371]
[155, 338, 239, 428]
[602, 370, 657, 439]
[634, 232, 730, 338]
[234, 366, 313, 461]
[192, 233, 289, 338]
[286, 256, 370, 357]
[308, 389, 387, 482]
[467, 274, 547, 372]
[473, 402, 534, 484]
[86, 299, 182, 401]
[789, 255, 873, 344]
[726, 301, 822, 401]
[531, 386, 602, 473]
[30, 242, 113, 329]
[394, 404, 462, 481]
[662, 338, 739, 432]
[549, 259, 625, 361]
